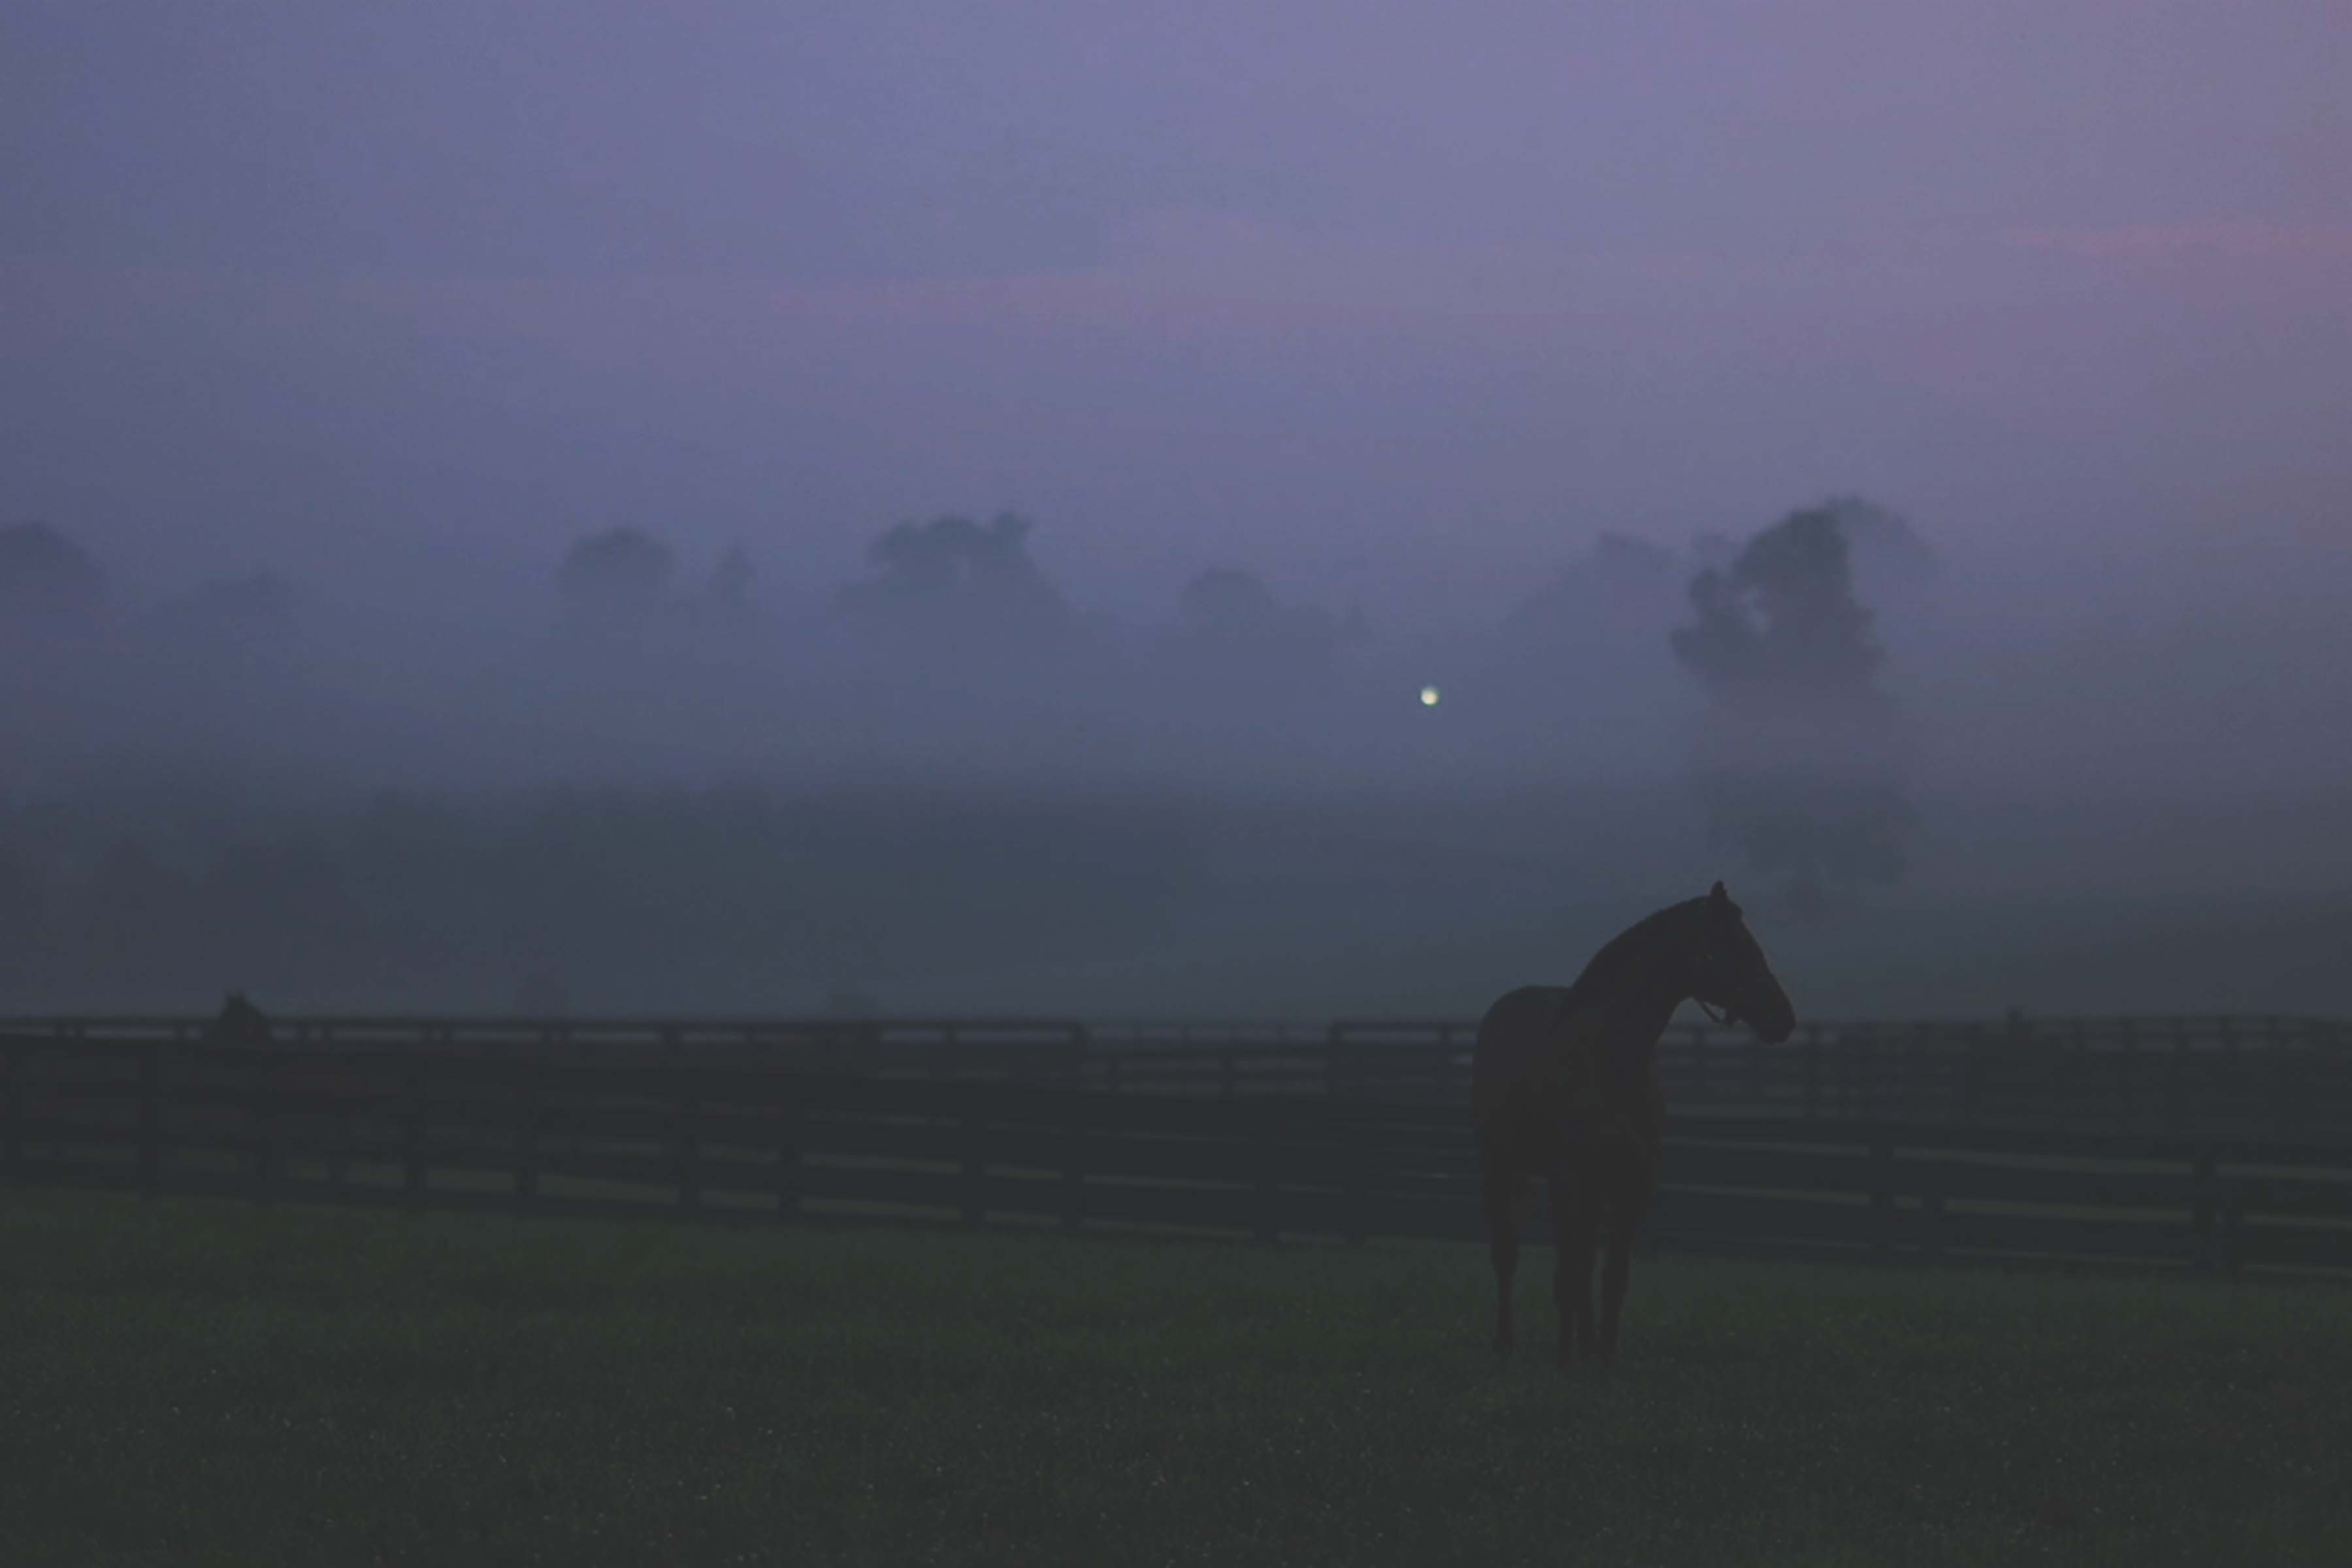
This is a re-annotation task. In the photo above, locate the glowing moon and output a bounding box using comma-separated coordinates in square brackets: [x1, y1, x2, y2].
[1419, 685, 1441, 707]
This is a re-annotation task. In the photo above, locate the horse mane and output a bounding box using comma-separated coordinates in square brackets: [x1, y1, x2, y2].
[1561, 896, 1709, 1007]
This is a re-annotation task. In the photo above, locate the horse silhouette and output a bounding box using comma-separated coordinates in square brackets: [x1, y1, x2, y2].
[204, 992, 274, 1049]
[1474, 881, 1795, 1366]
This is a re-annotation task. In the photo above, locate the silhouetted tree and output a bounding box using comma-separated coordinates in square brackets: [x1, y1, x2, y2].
[833, 512, 1073, 659]
[1673, 510, 1886, 704]
[1820, 495, 1938, 604]
[556, 527, 676, 623]
[841, 514, 1059, 607]
[1462, 531, 1699, 771]
[1499, 532, 1688, 659]
[1688, 529, 1740, 576]
[1177, 566, 1275, 634]
[1671, 504, 1912, 918]
[1174, 567, 1341, 681]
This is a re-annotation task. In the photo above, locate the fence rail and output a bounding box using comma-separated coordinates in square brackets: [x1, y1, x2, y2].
[7, 1030, 2350, 1279]
[7, 1013, 2349, 1138]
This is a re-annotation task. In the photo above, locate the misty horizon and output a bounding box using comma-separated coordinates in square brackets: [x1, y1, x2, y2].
[5, 1, 2348, 1020]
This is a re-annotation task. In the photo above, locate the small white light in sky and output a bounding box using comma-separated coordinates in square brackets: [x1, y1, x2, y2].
[1419, 685, 1441, 707]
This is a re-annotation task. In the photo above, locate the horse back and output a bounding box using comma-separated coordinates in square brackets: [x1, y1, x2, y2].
[1473, 985, 1589, 1131]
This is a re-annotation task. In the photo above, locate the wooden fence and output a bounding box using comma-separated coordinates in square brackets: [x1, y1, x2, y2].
[8, 1012, 2351, 1137]
[7, 1030, 2351, 1279]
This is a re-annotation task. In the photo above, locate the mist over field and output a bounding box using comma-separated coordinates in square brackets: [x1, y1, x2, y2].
[6, 497, 2347, 1021]
[5, 1, 2347, 1021]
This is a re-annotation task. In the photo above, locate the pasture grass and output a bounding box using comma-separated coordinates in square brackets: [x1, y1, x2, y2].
[3, 1190, 2348, 1567]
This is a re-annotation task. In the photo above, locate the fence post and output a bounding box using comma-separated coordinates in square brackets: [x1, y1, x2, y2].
[676, 1072, 703, 1213]
[2221, 1179, 2247, 1279]
[1254, 1119, 1281, 1245]
[776, 1088, 803, 1223]
[2223, 1025, 2243, 1130]
[515, 1062, 539, 1206]
[327, 1065, 352, 1202]
[404, 1060, 428, 1207]
[138, 1040, 160, 1200]
[2191, 1141, 2217, 1274]
[1917, 1151, 1944, 1266]
[2068, 1018, 2093, 1132]
[1964, 1021, 1986, 1124]
[1061, 1090, 1086, 1233]
[3, 1039, 18, 1183]
[2164, 1025, 2186, 1134]
[251, 1050, 277, 1205]
[1341, 1111, 1373, 1245]
[2117, 1019, 2140, 1131]
[960, 1107, 986, 1230]
[1870, 1132, 1895, 1260]
[2269, 1042, 2298, 1141]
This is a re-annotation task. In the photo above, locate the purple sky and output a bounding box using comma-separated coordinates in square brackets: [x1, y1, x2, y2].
[5, 0, 2347, 625]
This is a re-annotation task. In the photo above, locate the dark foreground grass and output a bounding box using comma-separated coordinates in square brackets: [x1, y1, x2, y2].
[3, 1194, 2348, 1567]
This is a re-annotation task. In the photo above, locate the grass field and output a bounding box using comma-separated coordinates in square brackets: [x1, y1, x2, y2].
[3, 1193, 2349, 1567]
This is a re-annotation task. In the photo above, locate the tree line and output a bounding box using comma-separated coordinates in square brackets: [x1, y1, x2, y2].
[1, 496, 1940, 1012]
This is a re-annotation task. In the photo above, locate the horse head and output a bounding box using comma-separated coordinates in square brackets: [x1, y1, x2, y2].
[1686, 881, 1796, 1044]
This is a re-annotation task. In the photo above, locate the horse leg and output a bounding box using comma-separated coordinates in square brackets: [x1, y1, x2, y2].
[1551, 1175, 1598, 1368]
[1596, 1200, 1641, 1367]
[1482, 1157, 1520, 1358]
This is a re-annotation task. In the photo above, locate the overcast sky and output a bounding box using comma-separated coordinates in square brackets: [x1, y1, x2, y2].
[5, 1, 2347, 626]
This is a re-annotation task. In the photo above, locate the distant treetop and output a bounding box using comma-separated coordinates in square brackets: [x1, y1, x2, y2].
[1498, 531, 1688, 653]
[1669, 500, 1914, 919]
[843, 514, 1057, 604]
[1671, 506, 1887, 704]
[1817, 495, 1939, 602]
[1172, 566, 1340, 682]
[833, 512, 1072, 651]
[556, 527, 676, 621]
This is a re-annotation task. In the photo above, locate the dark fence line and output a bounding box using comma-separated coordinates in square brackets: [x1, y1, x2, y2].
[7, 1032, 2350, 1279]
[7, 1013, 2351, 1138]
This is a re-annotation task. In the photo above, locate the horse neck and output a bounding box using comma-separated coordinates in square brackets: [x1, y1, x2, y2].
[1622, 987, 1683, 1049]
[1594, 987, 1680, 1083]
[1589, 910, 1703, 1056]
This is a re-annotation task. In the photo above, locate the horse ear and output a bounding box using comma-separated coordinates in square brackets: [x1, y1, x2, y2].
[1708, 881, 1729, 906]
